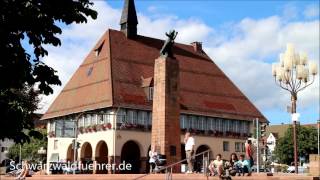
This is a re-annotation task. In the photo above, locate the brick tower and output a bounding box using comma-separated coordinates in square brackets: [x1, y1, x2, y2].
[151, 56, 181, 172]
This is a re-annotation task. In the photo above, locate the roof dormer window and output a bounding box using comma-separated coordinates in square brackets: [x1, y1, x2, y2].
[94, 40, 104, 57]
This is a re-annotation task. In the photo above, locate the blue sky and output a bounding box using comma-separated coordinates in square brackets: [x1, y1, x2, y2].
[38, 0, 319, 125]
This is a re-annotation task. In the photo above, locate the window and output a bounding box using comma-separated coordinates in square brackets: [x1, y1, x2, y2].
[241, 143, 246, 152]
[235, 142, 241, 152]
[84, 115, 91, 127]
[64, 121, 75, 137]
[87, 67, 93, 76]
[217, 119, 222, 131]
[222, 119, 228, 132]
[97, 113, 103, 124]
[55, 120, 63, 137]
[180, 115, 187, 129]
[54, 119, 76, 138]
[147, 112, 152, 126]
[54, 140, 58, 150]
[138, 111, 147, 125]
[49, 121, 55, 132]
[199, 116, 205, 130]
[209, 118, 215, 131]
[186, 115, 192, 129]
[223, 141, 229, 152]
[103, 111, 112, 124]
[1, 147, 8, 152]
[127, 110, 138, 124]
[148, 87, 154, 101]
[117, 109, 126, 123]
[235, 120, 240, 133]
[142, 111, 148, 126]
[94, 40, 104, 57]
[191, 116, 197, 129]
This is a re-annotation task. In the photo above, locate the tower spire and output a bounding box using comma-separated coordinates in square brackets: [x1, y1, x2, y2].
[120, 0, 138, 38]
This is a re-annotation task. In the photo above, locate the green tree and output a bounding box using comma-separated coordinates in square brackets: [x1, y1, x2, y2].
[8, 129, 47, 163]
[0, 0, 97, 142]
[274, 125, 318, 164]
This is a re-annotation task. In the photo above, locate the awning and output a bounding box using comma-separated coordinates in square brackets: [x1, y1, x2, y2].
[49, 153, 59, 162]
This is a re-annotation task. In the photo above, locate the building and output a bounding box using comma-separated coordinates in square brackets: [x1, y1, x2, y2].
[266, 123, 318, 153]
[266, 133, 277, 152]
[41, 0, 267, 174]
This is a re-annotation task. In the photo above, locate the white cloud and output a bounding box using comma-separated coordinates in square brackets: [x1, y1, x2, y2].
[38, 1, 319, 124]
[205, 16, 319, 115]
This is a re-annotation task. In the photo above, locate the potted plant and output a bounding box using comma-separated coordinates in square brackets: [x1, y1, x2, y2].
[92, 125, 97, 132]
[96, 124, 103, 131]
[86, 126, 93, 132]
[106, 123, 112, 129]
[125, 123, 133, 129]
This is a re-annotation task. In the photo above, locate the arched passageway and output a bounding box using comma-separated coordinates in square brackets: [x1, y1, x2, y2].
[66, 144, 77, 162]
[120, 140, 141, 173]
[194, 145, 212, 173]
[95, 141, 108, 174]
[80, 142, 93, 174]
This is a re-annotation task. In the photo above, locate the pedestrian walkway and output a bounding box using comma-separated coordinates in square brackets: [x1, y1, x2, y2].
[1, 173, 319, 180]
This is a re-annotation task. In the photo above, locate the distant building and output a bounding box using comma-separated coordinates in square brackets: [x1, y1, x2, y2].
[41, 0, 267, 174]
[266, 133, 277, 152]
[266, 123, 317, 153]
[266, 123, 317, 139]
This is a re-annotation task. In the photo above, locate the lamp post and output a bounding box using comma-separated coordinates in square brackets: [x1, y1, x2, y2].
[272, 43, 318, 174]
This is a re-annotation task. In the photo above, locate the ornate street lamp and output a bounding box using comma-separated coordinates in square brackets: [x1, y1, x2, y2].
[272, 43, 318, 174]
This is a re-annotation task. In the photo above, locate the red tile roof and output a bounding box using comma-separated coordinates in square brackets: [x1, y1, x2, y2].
[42, 29, 267, 122]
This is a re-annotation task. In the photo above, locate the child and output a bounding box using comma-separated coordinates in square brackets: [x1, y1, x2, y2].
[213, 154, 224, 177]
[235, 155, 251, 176]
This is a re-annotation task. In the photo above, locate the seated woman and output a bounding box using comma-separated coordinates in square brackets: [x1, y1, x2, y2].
[235, 154, 251, 176]
[228, 153, 239, 176]
[208, 154, 224, 177]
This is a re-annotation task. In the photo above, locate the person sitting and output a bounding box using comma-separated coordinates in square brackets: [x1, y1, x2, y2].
[209, 154, 224, 177]
[208, 160, 215, 176]
[226, 153, 239, 176]
[15, 160, 29, 180]
[235, 154, 251, 176]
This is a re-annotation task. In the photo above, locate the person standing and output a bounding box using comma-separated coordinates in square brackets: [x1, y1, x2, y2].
[245, 140, 253, 175]
[148, 145, 158, 173]
[184, 132, 195, 173]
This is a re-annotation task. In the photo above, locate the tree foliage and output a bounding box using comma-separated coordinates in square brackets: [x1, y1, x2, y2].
[274, 125, 318, 164]
[8, 129, 47, 163]
[0, 0, 97, 142]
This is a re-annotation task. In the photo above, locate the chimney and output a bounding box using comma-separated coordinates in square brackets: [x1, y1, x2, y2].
[120, 0, 138, 38]
[191, 42, 203, 53]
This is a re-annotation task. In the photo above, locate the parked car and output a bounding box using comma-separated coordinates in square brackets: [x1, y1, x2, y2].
[251, 165, 270, 172]
[287, 166, 305, 173]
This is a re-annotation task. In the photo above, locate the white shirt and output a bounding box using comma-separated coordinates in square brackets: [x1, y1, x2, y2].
[185, 136, 195, 151]
[149, 151, 157, 163]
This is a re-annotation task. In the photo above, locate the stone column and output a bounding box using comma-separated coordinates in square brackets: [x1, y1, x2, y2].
[93, 160, 97, 174]
[151, 56, 181, 172]
[140, 156, 148, 173]
[108, 155, 121, 174]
